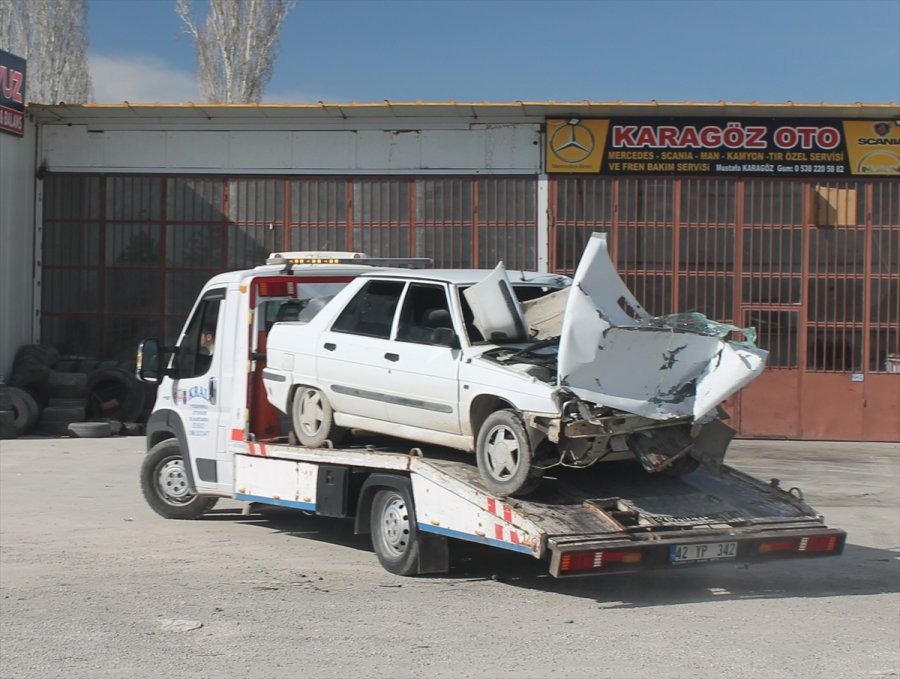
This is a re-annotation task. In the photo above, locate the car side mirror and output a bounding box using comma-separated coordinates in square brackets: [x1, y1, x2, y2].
[431, 327, 459, 348]
[136, 338, 161, 383]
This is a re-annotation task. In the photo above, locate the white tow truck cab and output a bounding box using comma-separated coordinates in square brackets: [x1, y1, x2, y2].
[136, 248, 846, 578]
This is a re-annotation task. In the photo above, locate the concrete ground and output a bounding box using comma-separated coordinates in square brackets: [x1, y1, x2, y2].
[0, 435, 898, 679]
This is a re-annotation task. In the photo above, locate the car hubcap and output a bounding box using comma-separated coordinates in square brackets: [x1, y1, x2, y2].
[379, 495, 410, 557]
[299, 389, 324, 435]
[484, 425, 520, 480]
[157, 458, 193, 505]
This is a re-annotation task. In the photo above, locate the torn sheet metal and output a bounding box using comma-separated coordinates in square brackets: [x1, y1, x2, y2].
[521, 287, 569, 340]
[463, 263, 528, 342]
[557, 233, 767, 421]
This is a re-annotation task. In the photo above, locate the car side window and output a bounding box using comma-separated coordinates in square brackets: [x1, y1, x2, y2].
[332, 279, 405, 338]
[396, 283, 453, 344]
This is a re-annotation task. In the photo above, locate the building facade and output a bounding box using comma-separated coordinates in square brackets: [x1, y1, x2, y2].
[4, 101, 898, 441]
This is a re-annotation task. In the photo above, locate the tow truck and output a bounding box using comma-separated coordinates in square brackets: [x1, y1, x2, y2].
[136, 250, 846, 577]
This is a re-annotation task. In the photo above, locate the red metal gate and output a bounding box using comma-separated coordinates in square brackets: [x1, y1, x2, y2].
[40, 174, 538, 362]
[39, 171, 899, 440]
[550, 175, 899, 442]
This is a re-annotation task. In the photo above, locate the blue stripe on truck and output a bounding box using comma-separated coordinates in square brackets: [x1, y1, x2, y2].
[235, 493, 316, 511]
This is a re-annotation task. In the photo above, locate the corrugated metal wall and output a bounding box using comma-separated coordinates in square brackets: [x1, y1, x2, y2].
[40, 172, 899, 440]
[40, 174, 538, 361]
[0, 126, 37, 379]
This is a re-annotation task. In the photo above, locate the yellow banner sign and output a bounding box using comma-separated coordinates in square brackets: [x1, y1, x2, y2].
[546, 119, 609, 173]
[545, 118, 899, 176]
[842, 120, 900, 176]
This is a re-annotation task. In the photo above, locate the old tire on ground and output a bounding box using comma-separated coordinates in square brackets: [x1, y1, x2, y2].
[46, 371, 89, 399]
[9, 360, 52, 390]
[122, 422, 144, 436]
[370, 487, 420, 576]
[13, 344, 60, 369]
[140, 439, 218, 519]
[67, 421, 112, 438]
[8, 387, 40, 433]
[0, 410, 19, 439]
[475, 409, 543, 498]
[40, 405, 86, 423]
[35, 420, 72, 436]
[291, 386, 345, 448]
[87, 367, 146, 423]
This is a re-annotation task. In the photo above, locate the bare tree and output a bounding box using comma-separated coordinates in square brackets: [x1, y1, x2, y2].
[176, 0, 296, 103]
[0, 0, 93, 104]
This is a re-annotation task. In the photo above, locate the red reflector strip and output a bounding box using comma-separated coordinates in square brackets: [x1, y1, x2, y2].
[602, 550, 643, 564]
[758, 539, 800, 554]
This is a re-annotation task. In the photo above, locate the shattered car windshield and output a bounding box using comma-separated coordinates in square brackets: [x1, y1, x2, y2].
[457, 281, 569, 345]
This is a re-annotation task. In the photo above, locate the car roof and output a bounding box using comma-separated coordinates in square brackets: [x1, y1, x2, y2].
[359, 268, 568, 286]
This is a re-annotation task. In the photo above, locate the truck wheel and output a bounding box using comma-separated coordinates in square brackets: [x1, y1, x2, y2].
[291, 386, 345, 448]
[476, 409, 543, 498]
[370, 487, 420, 576]
[140, 439, 218, 519]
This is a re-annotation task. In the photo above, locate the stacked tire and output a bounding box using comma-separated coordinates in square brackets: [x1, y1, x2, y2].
[4, 344, 151, 438]
[0, 386, 18, 439]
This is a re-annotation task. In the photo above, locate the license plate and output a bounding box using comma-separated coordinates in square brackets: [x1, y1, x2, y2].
[670, 541, 737, 564]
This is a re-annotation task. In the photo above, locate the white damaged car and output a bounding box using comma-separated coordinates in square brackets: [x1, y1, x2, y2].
[263, 233, 767, 497]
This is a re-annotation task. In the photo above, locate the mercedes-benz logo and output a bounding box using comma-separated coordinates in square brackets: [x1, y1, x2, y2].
[550, 121, 595, 163]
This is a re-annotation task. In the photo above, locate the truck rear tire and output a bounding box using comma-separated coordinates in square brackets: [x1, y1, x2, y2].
[140, 439, 218, 519]
[370, 487, 420, 576]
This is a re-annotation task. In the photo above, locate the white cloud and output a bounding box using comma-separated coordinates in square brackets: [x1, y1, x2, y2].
[89, 53, 199, 104]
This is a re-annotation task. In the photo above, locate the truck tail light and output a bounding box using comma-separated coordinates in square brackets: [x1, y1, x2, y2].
[559, 549, 642, 573]
[758, 535, 839, 555]
[799, 536, 838, 553]
[258, 280, 296, 297]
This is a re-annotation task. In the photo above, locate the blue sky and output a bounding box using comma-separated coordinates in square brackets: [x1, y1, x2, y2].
[86, 0, 900, 104]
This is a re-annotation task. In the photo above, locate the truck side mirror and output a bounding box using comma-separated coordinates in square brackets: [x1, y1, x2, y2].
[136, 338, 162, 383]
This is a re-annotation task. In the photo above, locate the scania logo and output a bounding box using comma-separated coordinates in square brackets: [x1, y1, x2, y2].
[550, 120, 595, 163]
[874, 121, 891, 137]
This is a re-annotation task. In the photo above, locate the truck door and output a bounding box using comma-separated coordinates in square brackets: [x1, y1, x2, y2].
[171, 288, 229, 494]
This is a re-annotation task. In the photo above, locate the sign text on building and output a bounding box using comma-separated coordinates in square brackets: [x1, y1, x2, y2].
[546, 118, 899, 177]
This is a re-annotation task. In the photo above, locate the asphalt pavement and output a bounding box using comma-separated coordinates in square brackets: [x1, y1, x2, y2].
[1, 435, 898, 679]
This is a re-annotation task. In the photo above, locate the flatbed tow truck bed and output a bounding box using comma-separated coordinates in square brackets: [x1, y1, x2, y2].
[231, 437, 846, 577]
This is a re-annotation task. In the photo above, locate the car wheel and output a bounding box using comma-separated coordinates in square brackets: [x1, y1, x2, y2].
[475, 409, 543, 497]
[291, 386, 345, 448]
[370, 487, 420, 576]
[140, 439, 218, 519]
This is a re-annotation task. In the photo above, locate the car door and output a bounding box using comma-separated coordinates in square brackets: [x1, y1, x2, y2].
[315, 279, 405, 421]
[386, 282, 462, 435]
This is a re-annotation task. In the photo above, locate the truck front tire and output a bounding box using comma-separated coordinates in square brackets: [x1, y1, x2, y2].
[140, 439, 218, 519]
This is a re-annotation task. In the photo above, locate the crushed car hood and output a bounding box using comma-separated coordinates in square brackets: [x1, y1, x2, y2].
[555, 233, 767, 421]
